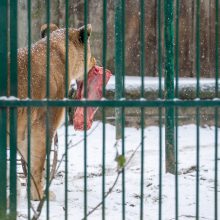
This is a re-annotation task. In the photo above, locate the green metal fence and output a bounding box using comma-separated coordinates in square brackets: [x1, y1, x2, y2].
[0, 0, 219, 219]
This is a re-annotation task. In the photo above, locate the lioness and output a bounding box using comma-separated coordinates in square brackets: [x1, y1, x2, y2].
[9, 24, 95, 200]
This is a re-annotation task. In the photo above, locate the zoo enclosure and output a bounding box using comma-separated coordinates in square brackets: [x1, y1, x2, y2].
[0, 0, 219, 220]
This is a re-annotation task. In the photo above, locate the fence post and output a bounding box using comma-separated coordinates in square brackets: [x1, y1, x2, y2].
[164, 0, 175, 174]
[115, 1, 126, 219]
[114, 0, 123, 140]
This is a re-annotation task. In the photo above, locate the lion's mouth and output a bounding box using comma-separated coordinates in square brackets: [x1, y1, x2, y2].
[73, 66, 112, 130]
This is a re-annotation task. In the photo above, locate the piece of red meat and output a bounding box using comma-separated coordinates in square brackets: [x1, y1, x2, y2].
[73, 66, 112, 130]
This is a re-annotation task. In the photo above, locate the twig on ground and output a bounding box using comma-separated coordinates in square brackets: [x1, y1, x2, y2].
[17, 122, 143, 220]
[56, 121, 100, 173]
[81, 172, 121, 220]
[31, 122, 100, 220]
[82, 136, 145, 219]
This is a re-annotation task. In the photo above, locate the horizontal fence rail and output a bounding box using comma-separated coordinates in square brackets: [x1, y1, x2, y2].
[0, 99, 220, 107]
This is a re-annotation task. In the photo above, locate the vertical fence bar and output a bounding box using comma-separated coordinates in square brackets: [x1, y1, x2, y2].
[157, 0, 163, 219]
[9, 0, 18, 218]
[114, 1, 125, 217]
[164, 0, 175, 174]
[102, 0, 107, 218]
[83, 0, 88, 218]
[0, 0, 8, 218]
[140, 0, 145, 219]
[27, 0, 32, 218]
[115, 0, 125, 217]
[214, 0, 219, 219]
[115, 0, 123, 140]
[121, 0, 126, 219]
[102, 109, 106, 220]
[65, 0, 69, 219]
[121, 109, 125, 220]
[195, 0, 200, 219]
[121, 0, 125, 100]
[196, 0, 200, 99]
[46, 0, 51, 218]
[175, 0, 179, 219]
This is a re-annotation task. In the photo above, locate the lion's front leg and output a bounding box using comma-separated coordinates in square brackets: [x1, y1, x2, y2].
[30, 129, 46, 201]
[29, 121, 53, 201]
[30, 154, 45, 201]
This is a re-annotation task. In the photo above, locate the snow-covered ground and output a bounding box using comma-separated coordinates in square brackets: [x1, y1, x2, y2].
[17, 122, 219, 220]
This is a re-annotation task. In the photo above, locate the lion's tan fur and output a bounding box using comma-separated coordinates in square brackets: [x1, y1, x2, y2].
[9, 25, 94, 200]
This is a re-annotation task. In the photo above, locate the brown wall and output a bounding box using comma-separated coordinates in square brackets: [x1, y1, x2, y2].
[18, 0, 219, 77]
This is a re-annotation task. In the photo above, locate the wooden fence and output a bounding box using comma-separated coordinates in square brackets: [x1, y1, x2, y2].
[18, 0, 219, 77]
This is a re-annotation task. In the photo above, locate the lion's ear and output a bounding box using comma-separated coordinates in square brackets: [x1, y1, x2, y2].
[78, 24, 92, 43]
[40, 23, 59, 38]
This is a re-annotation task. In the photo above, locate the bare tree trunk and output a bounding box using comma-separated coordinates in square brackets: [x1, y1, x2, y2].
[18, 1, 27, 47]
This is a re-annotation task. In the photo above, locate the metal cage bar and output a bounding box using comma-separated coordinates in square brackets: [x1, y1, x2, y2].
[27, 0, 32, 218]
[175, 0, 180, 219]
[214, 1, 219, 219]
[46, 0, 51, 218]
[9, 0, 18, 218]
[121, 0, 126, 219]
[102, 0, 107, 218]
[83, 1, 89, 219]
[115, 0, 123, 141]
[195, 1, 201, 219]
[164, 0, 175, 175]
[0, 99, 220, 108]
[140, 0, 146, 219]
[157, 0, 163, 219]
[65, 0, 69, 219]
[0, 0, 8, 219]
